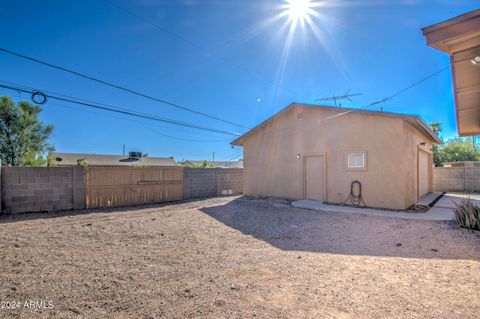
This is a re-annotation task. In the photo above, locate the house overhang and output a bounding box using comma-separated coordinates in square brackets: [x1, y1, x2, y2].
[422, 10, 480, 136]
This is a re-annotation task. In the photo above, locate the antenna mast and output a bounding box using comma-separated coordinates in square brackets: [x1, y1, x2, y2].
[315, 89, 362, 107]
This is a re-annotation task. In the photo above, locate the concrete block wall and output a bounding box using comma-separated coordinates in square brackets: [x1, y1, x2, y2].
[475, 168, 480, 192]
[1, 166, 241, 214]
[1, 167, 86, 214]
[432, 166, 477, 192]
[216, 169, 243, 195]
[184, 168, 243, 199]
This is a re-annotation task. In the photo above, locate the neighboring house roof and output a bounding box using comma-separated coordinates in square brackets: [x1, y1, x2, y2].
[181, 160, 243, 168]
[49, 153, 178, 167]
[231, 103, 442, 146]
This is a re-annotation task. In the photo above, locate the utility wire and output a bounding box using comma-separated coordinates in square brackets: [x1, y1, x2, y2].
[0, 79, 231, 139]
[46, 101, 233, 143]
[0, 47, 249, 129]
[103, 0, 298, 97]
[385, 67, 448, 101]
[317, 66, 449, 123]
[225, 152, 243, 161]
[260, 66, 449, 136]
[0, 82, 240, 136]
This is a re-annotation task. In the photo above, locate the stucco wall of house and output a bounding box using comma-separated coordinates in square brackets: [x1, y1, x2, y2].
[401, 121, 434, 207]
[242, 105, 433, 210]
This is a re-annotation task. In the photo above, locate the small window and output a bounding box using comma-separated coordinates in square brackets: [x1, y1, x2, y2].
[346, 152, 366, 169]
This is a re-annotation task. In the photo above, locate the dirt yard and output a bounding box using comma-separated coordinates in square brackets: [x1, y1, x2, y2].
[0, 196, 479, 318]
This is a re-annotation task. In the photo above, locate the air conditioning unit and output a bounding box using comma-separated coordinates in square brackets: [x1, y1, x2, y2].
[128, 151, 142, 159]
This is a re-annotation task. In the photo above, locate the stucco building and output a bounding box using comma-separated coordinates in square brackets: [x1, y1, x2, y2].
[232, 103, 441, 210]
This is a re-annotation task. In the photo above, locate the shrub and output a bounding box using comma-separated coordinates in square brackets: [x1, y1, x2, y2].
[76, 159, 87, 167]
[454, 199, 480, 231]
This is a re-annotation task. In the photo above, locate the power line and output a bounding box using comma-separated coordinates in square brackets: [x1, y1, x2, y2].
[0, 79, 232, 139]
[317, 66, 449, 123]
[103, 0, 299, 97]
[253, 66, 449, 136]
[0, 47, 249, 129]
[46, 101, 233, 143]
[386, 67, 448, 101]
[0, 82, 240, 136]
[225, 152, 242, 161]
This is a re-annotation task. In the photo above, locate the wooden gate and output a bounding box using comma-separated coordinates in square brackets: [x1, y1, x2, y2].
[85, 166, 183, 208]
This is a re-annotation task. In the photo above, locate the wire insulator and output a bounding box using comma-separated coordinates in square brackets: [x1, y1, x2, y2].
[31, 91, 47, 104]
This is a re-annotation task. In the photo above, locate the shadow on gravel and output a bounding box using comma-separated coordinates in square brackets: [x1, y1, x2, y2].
[201, 196, 480, 260]
[0, 197, 212, 224]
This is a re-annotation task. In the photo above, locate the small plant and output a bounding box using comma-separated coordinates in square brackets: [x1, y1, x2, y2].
[454, 198, 480, 231]
[76, 159, 87, 167]
[192, 160, 213, 168]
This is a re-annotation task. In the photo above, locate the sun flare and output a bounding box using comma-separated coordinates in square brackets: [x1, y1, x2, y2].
[288, 0, 311, 21]
[285, 0, 315, 28]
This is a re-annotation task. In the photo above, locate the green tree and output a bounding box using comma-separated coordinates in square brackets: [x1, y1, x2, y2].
[429, 122, 443, 167]
[0, 96, 54, 166]
[436, 137, 480, 165]
[429, 122, 442, 136]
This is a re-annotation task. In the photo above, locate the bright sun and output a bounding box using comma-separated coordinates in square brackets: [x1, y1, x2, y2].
[286, 0, 314, 27]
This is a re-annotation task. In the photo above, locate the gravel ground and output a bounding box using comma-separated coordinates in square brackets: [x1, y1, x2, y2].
[0, 196, 479, 318]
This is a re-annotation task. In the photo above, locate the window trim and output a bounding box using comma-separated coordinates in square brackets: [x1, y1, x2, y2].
[345, 151, 367, 171]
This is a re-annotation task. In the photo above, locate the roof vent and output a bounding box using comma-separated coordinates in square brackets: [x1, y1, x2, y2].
[128, 151, 142, 159]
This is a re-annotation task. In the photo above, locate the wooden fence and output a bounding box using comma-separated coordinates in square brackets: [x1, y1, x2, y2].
[85, 166, 184, 208]
[1, 166, 243, 213]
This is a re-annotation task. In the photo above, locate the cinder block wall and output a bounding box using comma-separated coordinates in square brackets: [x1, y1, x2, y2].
[432, 167, 475, 192]
[1, 166, 241, 214]
[184, 168, 243, 199]
[1, 167, 86, 214]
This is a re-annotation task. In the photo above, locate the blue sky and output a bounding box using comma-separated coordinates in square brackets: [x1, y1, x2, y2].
[0, 0, 478, 161]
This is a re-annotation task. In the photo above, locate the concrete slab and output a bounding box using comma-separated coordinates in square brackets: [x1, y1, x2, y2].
[416, 192, 442, 206]
[291, 200, 453, 221]
[292, 192, 480, 221]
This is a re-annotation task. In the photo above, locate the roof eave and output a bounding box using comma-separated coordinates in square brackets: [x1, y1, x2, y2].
[415, 117, 442, 144]
[230, 103, 442, 146]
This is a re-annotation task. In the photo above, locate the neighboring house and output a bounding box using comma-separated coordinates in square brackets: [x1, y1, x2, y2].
[422, 9, 480, 136]
[49, 152, 178, 167]
[181, 160, 243, 168]
[231, 103, 441, 210]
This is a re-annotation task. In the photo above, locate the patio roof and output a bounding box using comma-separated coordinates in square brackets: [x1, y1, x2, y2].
[422, 9, 480, 136]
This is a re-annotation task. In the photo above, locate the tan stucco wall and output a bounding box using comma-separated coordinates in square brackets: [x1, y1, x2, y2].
[402, 121, 434, 205]
[242, 105, 433, 210]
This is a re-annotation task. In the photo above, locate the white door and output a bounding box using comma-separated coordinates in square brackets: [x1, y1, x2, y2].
[304, 155, 325, 202]
[418, 150, 429, 197]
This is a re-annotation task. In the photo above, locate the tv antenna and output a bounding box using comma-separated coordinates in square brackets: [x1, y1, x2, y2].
[315, 89, 362, 107]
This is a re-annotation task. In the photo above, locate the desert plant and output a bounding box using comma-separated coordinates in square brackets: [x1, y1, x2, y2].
[454, 198, 480, 231]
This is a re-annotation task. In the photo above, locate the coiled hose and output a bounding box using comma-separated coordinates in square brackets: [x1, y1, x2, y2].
[343, 180, 367, 207]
